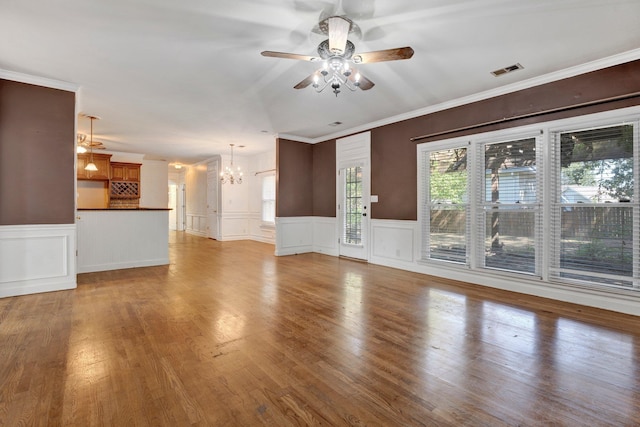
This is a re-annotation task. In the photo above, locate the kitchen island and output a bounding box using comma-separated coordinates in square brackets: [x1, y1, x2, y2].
[77, 208, 170, 273]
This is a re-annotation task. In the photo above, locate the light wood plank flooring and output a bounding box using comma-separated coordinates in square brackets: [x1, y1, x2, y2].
[1, 232, 640, 426]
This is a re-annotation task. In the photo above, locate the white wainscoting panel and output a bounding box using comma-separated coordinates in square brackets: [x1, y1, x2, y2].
[370, 219, 418, 267]
[186, 213, 207, 237]
[363, 219, 640, 316]
[275, 217, 314, 256]
[0, 224, 76, 297]
[77, 210, 169, 273]
[219, 214, 250, 241]
[249, 214, 276, 245]
[411, 260, 640, 316]
[313, 217, 338, 256]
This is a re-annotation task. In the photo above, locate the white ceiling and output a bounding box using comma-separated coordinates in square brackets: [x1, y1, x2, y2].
[2, 0, 640, 165]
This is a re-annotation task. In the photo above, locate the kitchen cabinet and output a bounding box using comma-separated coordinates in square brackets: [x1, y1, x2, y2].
[110, 181, 140, 199]
[110, 162, 141, 199]
[111, 162, 141, 182]
[77, 153, 112, 180]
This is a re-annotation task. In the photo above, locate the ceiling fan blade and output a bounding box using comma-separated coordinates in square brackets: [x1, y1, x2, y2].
[294, 72, 320, 89]
[261, 51, 318, 62]
[353, 47, 414, 64]
[349, 68, 374, 90]
[328, 16, 350, 55]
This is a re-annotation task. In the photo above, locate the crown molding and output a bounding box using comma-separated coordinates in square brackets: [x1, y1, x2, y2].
[0, 68, 79, 92]
[276, 134, 315, 143]
[293, 48, 640, 144]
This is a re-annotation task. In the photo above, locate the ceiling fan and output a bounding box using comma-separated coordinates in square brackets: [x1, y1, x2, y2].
[261, 15, 414, 96]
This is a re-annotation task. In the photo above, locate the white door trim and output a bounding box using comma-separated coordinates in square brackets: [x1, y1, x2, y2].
[336, 132, 371, 261]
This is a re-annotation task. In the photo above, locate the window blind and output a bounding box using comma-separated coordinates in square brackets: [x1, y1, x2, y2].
[417, 111, 640, 292]
[476, 136, 541, 275]
[422, 147, 469, 264]
[550, 123, 638, 288]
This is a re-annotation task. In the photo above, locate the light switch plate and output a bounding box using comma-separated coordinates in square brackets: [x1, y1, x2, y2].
[371, 195, 379, 203]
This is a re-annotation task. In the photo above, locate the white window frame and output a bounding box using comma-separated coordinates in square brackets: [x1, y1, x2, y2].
[417, 106, 640, 293]
[419, 142, 471, 265]
[261, 173, 276, 226]
[548, 118, 639, 289]
[474, 132, 544, 277]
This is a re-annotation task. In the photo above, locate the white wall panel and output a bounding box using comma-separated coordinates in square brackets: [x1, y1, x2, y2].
[77, 210, 169, 273]
[185, 161, 208, 236]
[370, 219, 418, 264]
[186, 214, 207, 236]
[0, 224, 76, 297]
[313, 217, 338, 256]
[219, 214, 250, 241]
[275, 217, 313, 255]
[138, 159, 169, 208]
[336, 131, 371, 167]
[249, 214, 276, 245]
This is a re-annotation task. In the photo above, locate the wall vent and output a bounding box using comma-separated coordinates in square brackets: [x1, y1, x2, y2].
[491, 63, 524, 77]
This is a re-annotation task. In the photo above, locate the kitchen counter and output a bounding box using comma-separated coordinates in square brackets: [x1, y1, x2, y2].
[76, 209, 169, 273]
[77, 208, 171, 211]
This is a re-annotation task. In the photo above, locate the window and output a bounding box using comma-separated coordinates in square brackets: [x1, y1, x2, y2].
[478, 136, 541, 275]
[262, 174, 276, 224]
[422, 147, 469, 263]
[343, 166, 363, 245]
[419, 111, 639, 292]
[551, 123, 637, 287]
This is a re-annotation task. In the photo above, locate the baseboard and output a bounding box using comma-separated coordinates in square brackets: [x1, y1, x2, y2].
[78, 258, 170, 274]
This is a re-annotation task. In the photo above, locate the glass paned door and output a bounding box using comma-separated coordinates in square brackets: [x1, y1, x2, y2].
[339, 164, 368, 260]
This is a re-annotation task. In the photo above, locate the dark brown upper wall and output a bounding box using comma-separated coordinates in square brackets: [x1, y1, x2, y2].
[369, 59, 640, 220]
[408, 59, 640, 143]
[0, 80, 75, 225]
[277, 60, 640, 220]
[370, 124, 418, 220]
[276, 138, 313, 217]
[312, 139, 336, 217]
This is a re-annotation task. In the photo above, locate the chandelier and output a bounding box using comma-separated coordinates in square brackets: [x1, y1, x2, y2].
[312, 56, 361, 96]
[220, 144, 243, 184]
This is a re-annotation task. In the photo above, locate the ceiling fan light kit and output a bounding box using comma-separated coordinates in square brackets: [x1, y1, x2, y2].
[261, 15, 414, 96]
[76, 133, 88, 153]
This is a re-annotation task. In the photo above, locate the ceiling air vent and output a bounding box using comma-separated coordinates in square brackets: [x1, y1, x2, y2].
[491, 63, 524, 77]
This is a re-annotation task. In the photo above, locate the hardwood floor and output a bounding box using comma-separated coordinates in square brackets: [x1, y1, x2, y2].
[1, 232, 640, 426]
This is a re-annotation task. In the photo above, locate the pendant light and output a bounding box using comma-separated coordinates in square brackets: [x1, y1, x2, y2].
[84, 115, 99, 171]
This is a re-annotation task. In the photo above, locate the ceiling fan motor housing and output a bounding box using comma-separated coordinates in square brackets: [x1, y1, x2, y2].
[318, 39, 355, 59]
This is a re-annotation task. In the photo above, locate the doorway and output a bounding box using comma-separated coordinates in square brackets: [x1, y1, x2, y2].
[206, 159, 220, 239]
[337, 132, 371, 261]
[168, 182, 178, 230]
